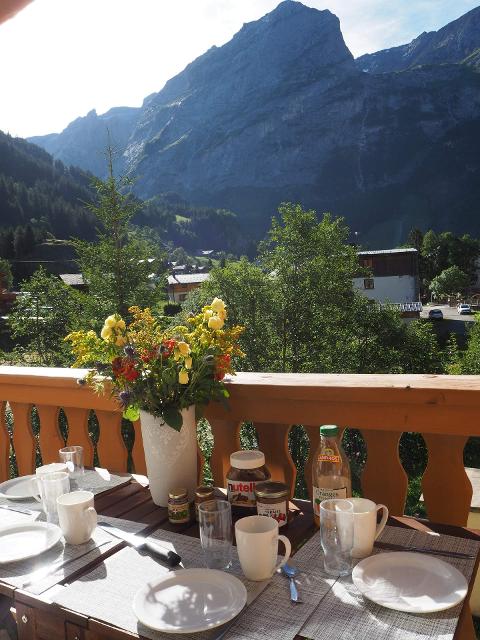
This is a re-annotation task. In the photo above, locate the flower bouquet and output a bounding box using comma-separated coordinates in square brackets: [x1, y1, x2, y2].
[66, 297, 244, 431]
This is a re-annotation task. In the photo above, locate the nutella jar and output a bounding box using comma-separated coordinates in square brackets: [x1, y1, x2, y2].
[255, 481, 289, 528]
[227, 450, 270, 510]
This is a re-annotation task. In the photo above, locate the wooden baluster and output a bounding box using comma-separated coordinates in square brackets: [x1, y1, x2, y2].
[131, 419, 147, 475]
[96, 411, 127, 472]
[256, 423, 296, 499]
[422, 433, 471, 526]
[37, 405, 64, 464]
[304, 425, 321, 500]
[0, 401, 9, 481]
[63, 407, 94, 467]
[361, 429, 408, 516]
[208, 418, 241, 488]
[10, 402, 36, 476]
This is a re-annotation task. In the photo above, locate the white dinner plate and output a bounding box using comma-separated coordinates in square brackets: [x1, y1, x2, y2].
[0, 475, 35, 500]
[0, 522, 63, 563]
[352, 551, 468, 613]
[133, 568, 247, 633]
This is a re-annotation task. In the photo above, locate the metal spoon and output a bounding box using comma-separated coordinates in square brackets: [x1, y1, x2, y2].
[281, 563, 302, 603]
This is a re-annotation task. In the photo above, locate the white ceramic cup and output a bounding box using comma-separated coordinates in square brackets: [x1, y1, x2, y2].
[57, 490, 97, 545]
[351, 497, 389, 558]
[31, 464, 69, 500]
[235, 515, 291, 581]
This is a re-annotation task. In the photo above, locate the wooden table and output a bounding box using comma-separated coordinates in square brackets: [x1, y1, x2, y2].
[3, 479, 480, 640]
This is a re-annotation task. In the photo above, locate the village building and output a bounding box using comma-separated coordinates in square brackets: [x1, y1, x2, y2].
[353, 248, 421, 318]
[167, 273, 210, 302]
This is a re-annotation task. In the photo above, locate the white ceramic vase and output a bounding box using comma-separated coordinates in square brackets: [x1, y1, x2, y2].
[139, 406, 198, 507]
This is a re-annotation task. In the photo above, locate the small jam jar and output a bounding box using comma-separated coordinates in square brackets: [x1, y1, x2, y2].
[194, 485, 215, 521]
[255, 481, 289, 527]
[227, 450, 271, 511]
[168, 488, 190, 524]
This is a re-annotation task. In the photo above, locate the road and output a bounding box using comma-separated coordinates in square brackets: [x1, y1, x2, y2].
[420, 304, 476, 346]
[421, 304, 476, 322]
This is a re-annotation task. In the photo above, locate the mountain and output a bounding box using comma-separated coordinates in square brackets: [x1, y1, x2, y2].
[356, 6, 480, 73]
[29, 1, 480, 246]
[29, 106, 140, 178]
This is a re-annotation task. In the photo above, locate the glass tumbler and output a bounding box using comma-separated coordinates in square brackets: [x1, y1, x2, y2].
[320, 498, 354, 576]
[31, 471, 70, 523]
[59, 445, 84, 476]
[198, 499, 232, 570]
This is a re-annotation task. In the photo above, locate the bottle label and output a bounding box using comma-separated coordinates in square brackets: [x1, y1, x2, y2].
[256, 501, 288, 527]
[227, 480, 257, 507]
[318, 447, 340, 463]
[313, 486, 347, 516]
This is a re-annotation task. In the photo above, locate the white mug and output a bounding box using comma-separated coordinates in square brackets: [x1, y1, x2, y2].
[57, 491, 97, 545]
[235, 515, 291, 581]
[351, 497, 388, 558]
[31, 463, 68, 499]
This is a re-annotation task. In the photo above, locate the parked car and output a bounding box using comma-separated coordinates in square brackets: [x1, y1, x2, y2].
[428, 309, 444, 321]
[457, 303, 472, 315]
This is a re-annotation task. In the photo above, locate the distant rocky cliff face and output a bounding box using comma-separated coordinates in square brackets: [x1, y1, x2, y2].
[356, 6, 480, 73]
[28, 106, 140, 178]
[29, 1, 480, 246]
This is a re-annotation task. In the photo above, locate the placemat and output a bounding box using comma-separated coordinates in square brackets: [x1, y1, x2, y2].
[52, 526, 335, 640]
[0, 468, 131, 515]
[299, 525, 480, 640]
[0, 514, 146, 596]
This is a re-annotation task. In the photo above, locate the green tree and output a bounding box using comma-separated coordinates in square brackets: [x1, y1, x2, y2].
[72, 147, 165, 319]
[429, 265, 470, 300]
[457, 316, 480, 373]
[0, 258, 13, 290]
[8, 268, 89, 366]
[182, 258, 278, 372]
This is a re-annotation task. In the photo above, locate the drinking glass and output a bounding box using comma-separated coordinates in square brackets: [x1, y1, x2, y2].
[198, 499, 232, 570]
[31, 471, 70, 523]
[59, 445, 84, 476]
[320, 498, 354, 576]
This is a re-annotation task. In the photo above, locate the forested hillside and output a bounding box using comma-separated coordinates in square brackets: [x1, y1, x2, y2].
[0, 131, 96, 248]
[0, 132, 248, 256]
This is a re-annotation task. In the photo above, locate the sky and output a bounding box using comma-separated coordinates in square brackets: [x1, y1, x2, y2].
[1, 0, 479, 139]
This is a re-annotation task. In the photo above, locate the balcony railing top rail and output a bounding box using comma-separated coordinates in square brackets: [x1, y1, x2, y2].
[0, 366, 479, 528]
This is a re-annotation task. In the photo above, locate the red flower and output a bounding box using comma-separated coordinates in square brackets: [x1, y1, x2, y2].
[214, 353, 231, 381]
[160, 339, 176, 358]
[141, 346, 159, 363]
[112, 357, 124, 377]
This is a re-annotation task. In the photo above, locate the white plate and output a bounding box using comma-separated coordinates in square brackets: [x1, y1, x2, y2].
[0, 475, 35, 500]
[0, 522, 63, 563]
[133, 568, 247, 633]
[352, 551, 468, 613]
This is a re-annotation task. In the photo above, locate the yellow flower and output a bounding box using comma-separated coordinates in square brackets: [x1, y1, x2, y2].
[208, 316, 224, 330]
[184, 357, 192, 369]
[203, 309, 213, 321]
[211, 298, 226, 313]
[177, 341, 190, 356]
[116, 319, 126, 331]
[178, 369, 189, 384]
[105, 315, 117, 328]
[101, 326, 112, 340]
[115, 335, 127, 347]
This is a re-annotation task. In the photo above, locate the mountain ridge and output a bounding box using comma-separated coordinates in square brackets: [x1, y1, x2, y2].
[27, 2, 480, 247]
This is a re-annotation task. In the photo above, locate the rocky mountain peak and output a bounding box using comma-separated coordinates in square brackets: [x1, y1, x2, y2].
[357, 4, 480, 73]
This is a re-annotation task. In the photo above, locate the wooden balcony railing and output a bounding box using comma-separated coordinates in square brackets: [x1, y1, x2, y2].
[1, 367, 479, 527]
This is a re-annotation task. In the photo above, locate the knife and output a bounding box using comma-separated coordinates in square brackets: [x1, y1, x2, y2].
[98, 522, 181, 567]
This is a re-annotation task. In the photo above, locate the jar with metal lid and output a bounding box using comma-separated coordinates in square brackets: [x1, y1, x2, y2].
[194, 485, 215, 521]
[226, 450, 271, 510]
[168, 487, 190, 524]
[255, 481, 289, 527]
